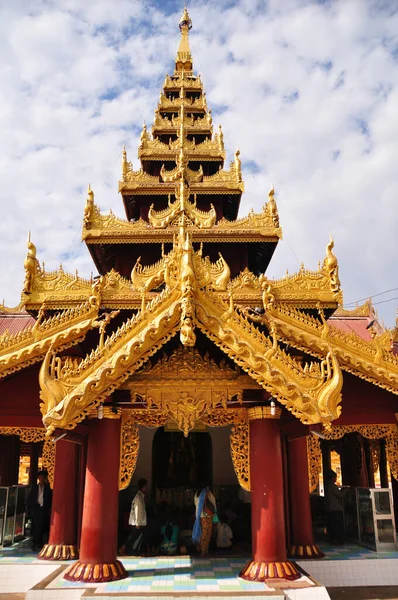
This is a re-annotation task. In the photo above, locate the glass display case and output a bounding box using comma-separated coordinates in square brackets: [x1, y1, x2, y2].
[0, 485, 30, 548]
[342, 487, 360, 544]
[0, 487, 9, 547]
[343, 487, 397, 552]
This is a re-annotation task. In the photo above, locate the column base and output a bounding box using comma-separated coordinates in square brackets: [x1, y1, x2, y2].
[64, 559, 127, 583]
[288, 544, 325, 559]
[38, 544, 79, 561]
[240, 559, 301, 582]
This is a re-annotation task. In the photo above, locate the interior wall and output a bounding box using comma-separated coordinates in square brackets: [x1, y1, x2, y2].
[131, 426, 155, 491]
[209, 426, 237, 486]
[131, 425, 237, 492]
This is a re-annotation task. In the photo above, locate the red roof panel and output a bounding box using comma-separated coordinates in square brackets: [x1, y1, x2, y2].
[328, 317, 373, 341]
[0, 313, 35, 336]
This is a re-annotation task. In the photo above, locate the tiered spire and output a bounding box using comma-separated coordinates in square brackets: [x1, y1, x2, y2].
[84, 7, 281, 278]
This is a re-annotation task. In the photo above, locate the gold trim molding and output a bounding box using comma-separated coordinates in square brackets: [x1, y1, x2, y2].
[247, 405, 282, 421]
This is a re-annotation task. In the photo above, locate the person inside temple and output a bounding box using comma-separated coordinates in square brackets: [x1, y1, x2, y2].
[325, 469, 345, 545]
[27, 469, 52, 551]
[119, 478, 148, 555]
[192, 483, 217, 557]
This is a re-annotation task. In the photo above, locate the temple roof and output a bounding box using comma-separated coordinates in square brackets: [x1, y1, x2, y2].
[0, 312, 35, 336]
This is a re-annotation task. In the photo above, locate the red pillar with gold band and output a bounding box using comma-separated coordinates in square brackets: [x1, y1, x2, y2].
[39, 439, 79, 561]
[64, 411, 127, 583]
[287, 436, 324, 559]
[240, 405, 300, 582]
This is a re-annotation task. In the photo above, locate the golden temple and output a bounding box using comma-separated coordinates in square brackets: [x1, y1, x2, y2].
[0, 5, 398, 586]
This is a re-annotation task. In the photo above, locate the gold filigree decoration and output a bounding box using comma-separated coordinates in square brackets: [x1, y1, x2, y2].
[307, 435, 322, 493]
[386, 433, 398, 481]
[119, 412, 140, 490]
[369, 439, 380, 475]
[318, 424, 398, 480]
[0, 426, 46, 443]
[266, 303, 398, 393]
[130, 347, 255, 436]
[42, 438, 56, 487]
[148, 181, 216, 229]
[39, 226, 346, 434]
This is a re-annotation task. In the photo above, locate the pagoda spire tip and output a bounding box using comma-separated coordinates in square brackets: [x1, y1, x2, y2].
[179, 4, 192, 31]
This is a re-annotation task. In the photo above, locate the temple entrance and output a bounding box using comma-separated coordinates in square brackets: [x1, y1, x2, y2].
[152, 427, 212, 508]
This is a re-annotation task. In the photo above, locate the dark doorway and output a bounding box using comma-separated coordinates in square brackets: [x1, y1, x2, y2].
[152, 428, 212, 492]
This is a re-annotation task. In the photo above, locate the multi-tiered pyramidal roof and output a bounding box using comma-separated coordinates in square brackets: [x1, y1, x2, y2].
[81, 6, 282, 280]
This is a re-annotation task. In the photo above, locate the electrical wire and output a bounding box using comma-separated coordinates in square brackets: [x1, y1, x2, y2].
[343, 287, 398, 307]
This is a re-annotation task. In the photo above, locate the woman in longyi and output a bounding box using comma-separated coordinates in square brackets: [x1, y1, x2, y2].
[192, 483, 216, 556]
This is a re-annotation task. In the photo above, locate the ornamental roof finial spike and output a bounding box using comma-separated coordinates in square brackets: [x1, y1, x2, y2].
[179, 4, 192, 31]
[176, 4, 193, 73]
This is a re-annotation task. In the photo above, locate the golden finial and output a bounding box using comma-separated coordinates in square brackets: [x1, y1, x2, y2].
[23, 231, 38, 294]
[179, 4, 192, 31]
[176, 4, 193, 73]
[83, 185, 95, 229]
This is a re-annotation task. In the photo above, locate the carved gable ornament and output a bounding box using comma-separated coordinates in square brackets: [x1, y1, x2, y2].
[128, 346, 259, 436]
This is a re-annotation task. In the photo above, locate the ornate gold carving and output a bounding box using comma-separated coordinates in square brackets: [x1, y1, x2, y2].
[247, 406, 282, 420]
[307, 434, 322, 493]
[40, 286, 182, 434]
[83, 185, 94, 228]
[148, 186, 216, 229]
[163, 73, 203, 91]
[369, 439, 380, 475]
[316, 424, 398, 480]
[230, 413, 250, 492]
[0, 302, 99, 380]
[323, 236, 340, 295]
[39, 226, 346, 433]
[196, 289, 343, 426]
[266, 303, 398, 393]
[119, 413, 140, 490]
[130, 347, 254, 436]
[23, 233, 40, 294]
[333, 301, 373, 318]
[0, 426, 46, 443]
[386, 433, 398, 480]
[41, 438, 55, 487]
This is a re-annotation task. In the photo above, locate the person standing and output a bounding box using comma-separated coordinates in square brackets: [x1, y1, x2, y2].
[193, 484, 216, 557]
[27, 470, 52, 551]
[119, 478, 148, 555]
[325, 470, 345, 545]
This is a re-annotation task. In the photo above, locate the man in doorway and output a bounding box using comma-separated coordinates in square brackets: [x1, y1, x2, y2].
[119, 478, 148, 555]
[325, 470, 345, 545]
[27, 470, 52, 551]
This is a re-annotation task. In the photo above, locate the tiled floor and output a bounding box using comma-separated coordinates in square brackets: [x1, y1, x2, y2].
[314, 543, 398, 560]
[49, 557, 281, 594]
[2, 541, 398, 596]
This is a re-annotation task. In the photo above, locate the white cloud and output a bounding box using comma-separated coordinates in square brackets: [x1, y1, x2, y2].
[0, 0, 397, 325]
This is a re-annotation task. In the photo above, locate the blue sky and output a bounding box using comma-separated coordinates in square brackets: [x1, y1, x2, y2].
[0, 0, 397, 326]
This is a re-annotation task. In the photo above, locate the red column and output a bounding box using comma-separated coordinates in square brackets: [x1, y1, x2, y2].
[38, 440, 79, 561]
[240, 406, 300, 582]
[287, 437, 324, 559]
[64, 416, 127, 583]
